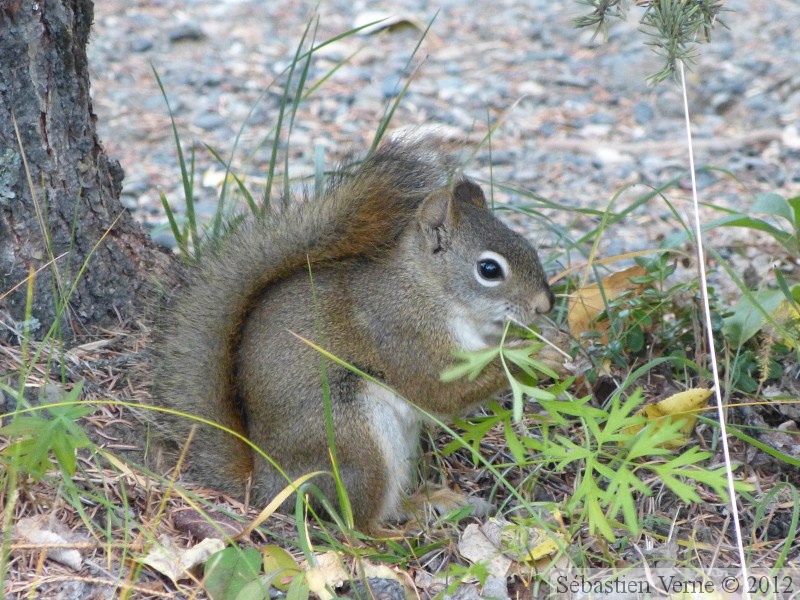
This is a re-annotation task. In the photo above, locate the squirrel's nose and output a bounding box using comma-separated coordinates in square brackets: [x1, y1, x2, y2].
[533, 288, 555, 314]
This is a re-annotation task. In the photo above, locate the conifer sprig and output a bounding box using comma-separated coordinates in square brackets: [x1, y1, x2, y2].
[574, 0, 727, 84]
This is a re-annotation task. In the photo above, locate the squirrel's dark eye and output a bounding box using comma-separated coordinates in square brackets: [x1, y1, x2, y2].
[474, 252, 509, 287]
[478, 259, 503, 280]
[478, 258, 505, 281]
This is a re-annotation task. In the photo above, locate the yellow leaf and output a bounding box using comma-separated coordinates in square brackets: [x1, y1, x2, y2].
[567, 265, 648, 342]
[500, 522, 566, 563]
[772, 299, 800, 348]
[655, 387, 713, 416]
[625, 388, 712, 448]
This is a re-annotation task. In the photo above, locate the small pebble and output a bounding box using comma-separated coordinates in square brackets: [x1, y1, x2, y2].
[129, 38, 153, 52]
[632, 101, 654, 125]
[192, 112, 226, 131]
[168, 23, 206, 43]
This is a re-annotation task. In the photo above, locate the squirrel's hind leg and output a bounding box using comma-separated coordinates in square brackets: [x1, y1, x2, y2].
[246, 378, 422, 533]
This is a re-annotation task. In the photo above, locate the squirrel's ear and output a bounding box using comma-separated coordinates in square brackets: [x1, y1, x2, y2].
[452, 179, 487, 209]
[418, 188, 455, 252]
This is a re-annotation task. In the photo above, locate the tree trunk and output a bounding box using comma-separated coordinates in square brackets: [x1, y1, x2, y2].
[0, 0, 167, 342]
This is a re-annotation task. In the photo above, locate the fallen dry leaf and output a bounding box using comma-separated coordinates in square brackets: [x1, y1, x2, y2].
[568, 265, 648, 343]
[458, 522, 512, 578]
[302, 551, 350, 600]
[314, 551, 349, 589]
[15, 515, 83, 571]
[140, 534, 224, 584]
[625, 388, 713, 448]
[305, 565, 331, 600]
[500, 520, 566, 563]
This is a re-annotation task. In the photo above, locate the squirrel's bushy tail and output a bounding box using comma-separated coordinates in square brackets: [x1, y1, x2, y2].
[152, 138, 455, 493]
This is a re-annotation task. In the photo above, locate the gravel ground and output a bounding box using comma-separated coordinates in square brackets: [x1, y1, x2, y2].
[87, 1, 799, 268]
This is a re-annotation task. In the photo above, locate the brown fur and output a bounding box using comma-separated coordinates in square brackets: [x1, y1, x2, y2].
[152, 138, 553, 532]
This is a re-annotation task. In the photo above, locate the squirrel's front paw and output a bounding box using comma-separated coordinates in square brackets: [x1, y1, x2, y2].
[404, 485, 492, 522]
[534, 327, 577, 379]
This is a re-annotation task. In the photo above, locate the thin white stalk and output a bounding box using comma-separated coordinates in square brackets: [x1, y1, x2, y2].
[679, 60, 751, 594]
[509, 317, 573, 360]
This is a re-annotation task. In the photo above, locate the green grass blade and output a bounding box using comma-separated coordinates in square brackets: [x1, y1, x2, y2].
[152, 66, 196, 251]
[369, 13, 437, 153]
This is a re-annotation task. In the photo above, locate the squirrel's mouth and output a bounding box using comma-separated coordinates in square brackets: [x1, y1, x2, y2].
[451, 317, 535, 352]
[486, 319, 527, 346]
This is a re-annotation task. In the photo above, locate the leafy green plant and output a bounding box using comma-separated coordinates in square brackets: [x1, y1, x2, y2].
[723, 287, 800, 349]
[441, 332, 560, 423]
[704, 193, 800, 257]
[203, 546, 270, 600]
[562, 246, 793, 396]
[443, 325, 753, 541]
[449, 382, 746, 542]
[689, 193, 800, 391]
[541, 388, 743, 540]
[443, 560, 491, 596]
[726, 346, 784, 394]
[0, 381, 92, 478]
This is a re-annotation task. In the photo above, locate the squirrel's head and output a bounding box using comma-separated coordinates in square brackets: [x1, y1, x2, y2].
[409, 178, 554, 351]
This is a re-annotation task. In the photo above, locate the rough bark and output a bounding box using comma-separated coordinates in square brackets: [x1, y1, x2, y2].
[0, 0, 167, 342]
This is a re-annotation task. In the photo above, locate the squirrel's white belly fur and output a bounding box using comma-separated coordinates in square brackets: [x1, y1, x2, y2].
[362, 381, 422, 521]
